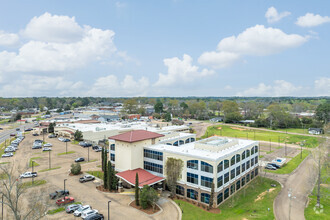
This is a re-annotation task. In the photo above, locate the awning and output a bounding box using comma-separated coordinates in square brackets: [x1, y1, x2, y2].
[116, 168, 164, 188]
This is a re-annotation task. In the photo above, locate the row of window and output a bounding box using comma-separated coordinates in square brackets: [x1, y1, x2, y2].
[187, 173, 214, 188]
[110, 153, 115, 162]
[144, 149, 163, 161]
[144, 161, 163, 174]
[166, 138, 196, 146]
[110, 144, 115, 151]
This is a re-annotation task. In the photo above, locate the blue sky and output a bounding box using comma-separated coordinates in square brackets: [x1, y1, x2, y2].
[0, 0, 329, 97]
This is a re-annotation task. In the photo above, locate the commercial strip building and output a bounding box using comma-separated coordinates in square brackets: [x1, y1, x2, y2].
[110, 130, 259, 208]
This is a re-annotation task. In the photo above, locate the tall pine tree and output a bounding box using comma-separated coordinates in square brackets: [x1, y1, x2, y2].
[107, 161, 111, 190]
[208, 182, 215, 210]
[104, 158, 108, 189]
[135, 173, 139, 206]
[101, 147, 104, 172]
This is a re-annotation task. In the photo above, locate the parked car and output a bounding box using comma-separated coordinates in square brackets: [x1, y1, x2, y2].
[75, 157, 85, 162]
[20, 172, 37, 178]
[49, 190, 70, 199]
[32, 145, 42, 149]
[265, 164, 277, 170]
[32, 133, 39, 136]
[43, 143, 53, 147]
[16, 128, 20, 131]
[48, 134, 56, 138]
[34, 139, 43, 143]
[42, 147, 52, 151]
[81, 209, 98, 220]
[4, 147, 16, 153]
[66, 204, 82, 213]
[80, 142, 92, 148]
[0, 128, 3, 130]
[93, 146, 102, 152]
[2, 153, 13, 158]
[10, 133, 16, 137]
[267, 163, 281, 169]
[56, 196, 74, 206]
[63, 139, 70, 142]
[24, 128, 33, 132]
[79, 175, 95, 183]
[92, 145, 101, 150]
[74, 205, 91, 217]
[84, 213, 104, 220]
[58, 137, 64, 142]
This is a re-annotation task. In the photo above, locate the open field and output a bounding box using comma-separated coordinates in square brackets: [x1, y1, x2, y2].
[202, 125, 318, 148]
[175, 177, 280, 220]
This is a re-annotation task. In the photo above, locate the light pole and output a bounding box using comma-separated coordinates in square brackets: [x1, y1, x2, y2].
[66, 141, 67, 154]
[49, 150, 51, 169]
[2, 194, 3, 220]
[32, 161, 34, 185]
[300, 140, 305, 159]
[108, 200, 111, 220]
[64, 179, 67, 197]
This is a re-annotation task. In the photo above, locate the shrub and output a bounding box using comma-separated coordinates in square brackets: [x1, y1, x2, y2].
[140, 185, 158, 210]
[70, 163, 81, 175]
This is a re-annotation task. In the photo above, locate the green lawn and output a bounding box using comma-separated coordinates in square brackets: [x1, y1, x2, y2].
[57, 151, 75, 155]
[39, 166, 61, 172]
[203, 125, 318, 148]
[175, 177, 280, 220]
[265, 150, 310, 174]
[29, 157, 41, 167]
[21, 179, 47, 188]
[275, 128, 308, 134]
[304, 165, 329, 219]
[86, 170, 103, 179]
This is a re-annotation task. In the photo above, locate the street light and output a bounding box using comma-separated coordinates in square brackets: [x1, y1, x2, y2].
[64, 179, 67, 198]
[108, 200, 111, 220]
[49, 150, 51, 169]
[88, 145, 90, 162]
[66, 141, 67, 154]
[32, 161, 34, 185]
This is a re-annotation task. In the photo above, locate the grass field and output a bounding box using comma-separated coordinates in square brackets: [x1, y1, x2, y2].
[57, 151, 75, 155]
[47, 202, 82, 214]
[202, 125, 318, 148]
[0, 137, 16, 155]
[86, 170, 104, 179]
[39, 166, 61, 172]
[29, 157, 41, 167]
[21, 179, 47, 188]
[175, 177, 280, 220]
[265, 150, 310, 174]
[275, 128, 308, 134]
[304, 165, 329, 219]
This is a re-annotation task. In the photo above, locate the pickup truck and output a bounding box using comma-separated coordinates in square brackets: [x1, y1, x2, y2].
[49, 190, 70, 199]
[20, 172, 38, 178]
[79, 175, 95, 183]
[56, 196, 75, 206]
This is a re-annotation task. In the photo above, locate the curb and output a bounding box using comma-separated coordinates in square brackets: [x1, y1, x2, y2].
[169, 199, 182, 220]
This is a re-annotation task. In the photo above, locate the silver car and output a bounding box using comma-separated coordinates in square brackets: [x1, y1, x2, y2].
[66, 204, 82, 213]
[2, 153, 13, 158]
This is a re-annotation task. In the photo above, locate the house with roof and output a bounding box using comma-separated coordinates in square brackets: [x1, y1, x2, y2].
[308, 128, 323, 135]
[109, 130, 259, 208]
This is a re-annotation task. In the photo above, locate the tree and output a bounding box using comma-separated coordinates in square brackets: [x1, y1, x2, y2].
[222, 101, 241, 123]
[165, 158, 183, 196]
[135, 173, 140, 206]
[208, 182, 215, 210]
[122, 99, 138, 114]
[107, 161, 111, 190]
[315, 102, 330, 124]
[48, 122, 56, 133]
[0, 166, 49, 220]
[15, 113, 22, 121]
[164, 112, 171, 122]
[103, 157, 108, 189]
[70, 163, 81, 175]
[64, 104, 71, 111]
[154, 101, 163, 113]
[45, 110, 51, 115]
[101, 147, 105, 172]
[56, 108, 63, 113]
[140, 185, 158, 210]
[74, 130, 83, 141]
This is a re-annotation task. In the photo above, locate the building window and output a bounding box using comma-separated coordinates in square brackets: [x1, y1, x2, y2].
[201, 193, 210, 204]
[217, 161, 223, 173]
[201, 176, 213, 188]
[166, 143, 172, 145]
[173, 141, 179, 146]
[242, 177, 245, 186]
[251, 171, 255, 179]
[187, 189, 198, 200]
[190, 138, 195, 142]
[255, 156, 258, 164]
[242, 163, 246, 172]
[144, 149, 163, 161]
[176, 185, 184, 196]
[246, 149, 250, 157]
[247, 174, 250, 182]
[110, 153, 115, 162]
[217, 193, 223, 205]
[236, 166, 240, 176]
[217, 176, 223, 188]
[251, 147, 255, 155]
[230, 184, 235, 194]
[224, 160, 229, 169]
[236, 180, 241, 190]
[187, 160, 198, 170]
[251, 158, 255, 166]
[185, 138, 190, 144]
[144, 161, 163, 174]
[224, 188, 229, 200]
[255, 168, 259, 176]
[224, 172, 229, 184]
[110, 144, 115, 151]
[201, 161, 213, 173]
[236, 154, 240, 163]
[187, 172, 198, 185]
[230, 169, 235, 179]
[242, 151, 246, 160]
[255, 146, 258, 153]
[230, 155, 235, 166]
[246, 161, 250, 169]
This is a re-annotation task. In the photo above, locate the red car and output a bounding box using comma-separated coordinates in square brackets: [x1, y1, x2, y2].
[56, 197, 75, 206]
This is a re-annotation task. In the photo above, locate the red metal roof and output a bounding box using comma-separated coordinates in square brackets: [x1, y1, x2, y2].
[116, 168, 164, 187]
[108, 130, 164, 143]
[63, 130, 74, 134]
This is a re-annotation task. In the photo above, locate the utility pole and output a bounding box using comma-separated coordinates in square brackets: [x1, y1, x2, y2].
[66, 141, 67, 154]
[49, 150, 51, 169]
[32, 161, 34, 185]
[2, 194, 3, 220]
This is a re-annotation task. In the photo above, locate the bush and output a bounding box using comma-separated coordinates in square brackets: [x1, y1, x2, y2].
[70, 163, 81, 175]
[140, 185, 158, 210]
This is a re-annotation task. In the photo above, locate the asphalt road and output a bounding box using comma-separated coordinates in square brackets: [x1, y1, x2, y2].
[0, 123, 34, 144]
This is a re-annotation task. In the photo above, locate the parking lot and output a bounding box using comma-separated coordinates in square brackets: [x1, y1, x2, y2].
[0, 132, 179, 220]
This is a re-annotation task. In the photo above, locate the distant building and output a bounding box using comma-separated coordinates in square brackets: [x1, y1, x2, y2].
[308, 128, 323, 135]
[210, 117, 224, 122]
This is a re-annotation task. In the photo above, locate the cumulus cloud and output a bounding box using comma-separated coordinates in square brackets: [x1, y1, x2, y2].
[154, 54, 214, 87]
[198, 25, 307, 69]
[265, 6, 291, 23]
[0, 31, 19, 46]
[87, 74, 149, 96]
[296, 13, 330, 27]
[237, 80, 302, 97]
[314, 77, 330, 96]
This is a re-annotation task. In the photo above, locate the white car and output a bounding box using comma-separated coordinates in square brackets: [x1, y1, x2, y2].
[2, 153, 13, 158]
[58, 137, 64, 142]
[42, 147, 52, 151]
[81, 209, 98, 219]
[74, 205, 91, 217]
[43, 143, 53, 147]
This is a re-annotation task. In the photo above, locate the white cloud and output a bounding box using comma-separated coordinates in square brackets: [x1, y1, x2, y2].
[198, 25, 307, 69]
[314, 77, 330, 96]
[265, 6, 291, 23]
[0, 31, 19, 46]
[237, 80, 302, 97]
[154, 54, 214, 87]
[87, 74, 149, 97]
[22, 12, 84, 43]
[296, 13, 330, 27]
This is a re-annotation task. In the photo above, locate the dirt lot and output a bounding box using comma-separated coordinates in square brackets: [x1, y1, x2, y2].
[0, 133, 179, 220]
